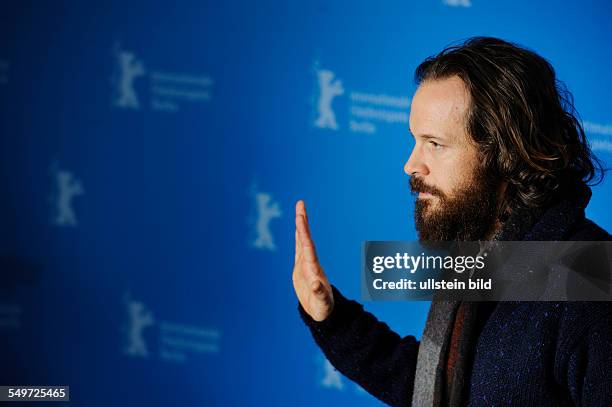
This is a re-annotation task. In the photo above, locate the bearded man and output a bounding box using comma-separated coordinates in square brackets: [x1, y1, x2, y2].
[292, 37, 611, 406]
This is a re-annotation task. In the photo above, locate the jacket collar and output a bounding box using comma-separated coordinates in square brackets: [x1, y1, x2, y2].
[495, 184, 591, 242]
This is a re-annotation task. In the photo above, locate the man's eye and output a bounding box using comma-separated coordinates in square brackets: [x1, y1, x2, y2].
[429, 141, 443, 149]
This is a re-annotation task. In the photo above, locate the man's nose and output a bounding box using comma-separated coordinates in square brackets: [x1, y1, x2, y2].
[404, 145, 429, 176]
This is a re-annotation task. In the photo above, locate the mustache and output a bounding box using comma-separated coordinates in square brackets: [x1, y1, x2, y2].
[409, 176, 444, 197]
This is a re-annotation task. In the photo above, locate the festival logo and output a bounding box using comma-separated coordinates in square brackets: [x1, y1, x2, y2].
[111, 42, 213, 113]
[584, 120, 612, 153]
[123, 293, 155, 358]
[112, 45, 146, 109]
[51, 165, 84, 227]
[249, 182, 282, 251]
[122, 292, 221, 364]
[312, 65, 410, 134]
[314, 69, 345, 130]
[443, 0, 472, 7]
[316, 354, 368, 395]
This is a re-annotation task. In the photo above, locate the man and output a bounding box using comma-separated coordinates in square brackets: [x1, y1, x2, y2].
[292, 37, 611, 406]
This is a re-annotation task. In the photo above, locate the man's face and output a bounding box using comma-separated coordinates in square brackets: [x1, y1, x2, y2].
[404, 76, 500, 241]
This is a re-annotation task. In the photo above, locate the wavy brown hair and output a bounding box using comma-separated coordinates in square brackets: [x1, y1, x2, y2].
[415, 36, 604, 214]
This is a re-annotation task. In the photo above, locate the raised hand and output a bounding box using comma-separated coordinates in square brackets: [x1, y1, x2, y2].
[292, 200, 334, 321]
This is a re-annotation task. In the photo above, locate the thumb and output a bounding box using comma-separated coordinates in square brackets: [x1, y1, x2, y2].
[311, 280, 328, 299]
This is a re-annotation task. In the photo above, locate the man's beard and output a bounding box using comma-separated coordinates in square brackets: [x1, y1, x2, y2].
[410, 167, 501, 241]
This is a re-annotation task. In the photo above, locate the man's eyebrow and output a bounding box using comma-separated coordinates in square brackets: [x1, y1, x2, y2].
[422, 134, 445, 141]
[409, 131, 447, 141]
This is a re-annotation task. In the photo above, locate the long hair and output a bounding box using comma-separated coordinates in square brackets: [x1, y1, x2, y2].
[414, 36, 604, 213]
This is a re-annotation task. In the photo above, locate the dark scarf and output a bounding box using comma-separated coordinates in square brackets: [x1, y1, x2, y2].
[411, 184, 592, 407]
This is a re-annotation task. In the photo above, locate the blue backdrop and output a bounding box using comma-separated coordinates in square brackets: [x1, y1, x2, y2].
[1, 1, 611, 405]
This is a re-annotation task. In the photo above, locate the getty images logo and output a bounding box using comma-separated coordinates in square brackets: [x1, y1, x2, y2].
[50, 165, 84, 227]
[112, 43, 145, 109]
[314, 69, 345, 130]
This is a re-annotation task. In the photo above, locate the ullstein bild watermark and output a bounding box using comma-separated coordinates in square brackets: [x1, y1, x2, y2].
[361, 241, 612, 301]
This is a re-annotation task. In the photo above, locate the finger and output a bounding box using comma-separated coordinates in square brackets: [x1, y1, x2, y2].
[296, 213, 318, 264]
[295, 207, 304, 259]
[295, 200, 304, 260]
[296, 200, 314, 243]
[294, 227, 300, 264]
[296, 199, 306, 219]
[297, 199, 310, 225]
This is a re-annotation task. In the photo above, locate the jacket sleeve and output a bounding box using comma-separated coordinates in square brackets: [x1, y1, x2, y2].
[564, 311, 612, 406]
[298, 284, 419, 406]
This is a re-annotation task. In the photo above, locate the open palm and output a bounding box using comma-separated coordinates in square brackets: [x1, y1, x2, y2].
[292, 200, 334, 322]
